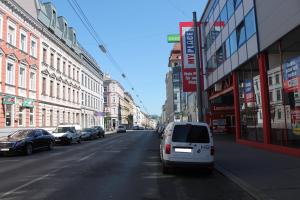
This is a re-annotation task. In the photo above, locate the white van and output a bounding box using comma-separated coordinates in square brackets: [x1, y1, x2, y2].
[160, 122, 214, 173]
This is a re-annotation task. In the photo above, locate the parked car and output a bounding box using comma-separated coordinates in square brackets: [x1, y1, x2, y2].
[160, 122, 214, 174]
[52, 124, 81, 145]
[0, 129, 55, 155]
[132, 126, 139, 130]
[81, 128, 98, 140]
[117, 125, 126, 133]
[157, 125, 165, 138]
[93, 126, 105, 138]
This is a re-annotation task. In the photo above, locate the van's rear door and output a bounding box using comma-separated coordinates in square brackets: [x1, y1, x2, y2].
[171, 124, 211, 162]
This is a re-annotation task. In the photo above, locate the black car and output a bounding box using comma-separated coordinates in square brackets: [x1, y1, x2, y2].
[81, 128, 98, 140]
[93, 126, 105, 138]
[0, 129, 55, 155]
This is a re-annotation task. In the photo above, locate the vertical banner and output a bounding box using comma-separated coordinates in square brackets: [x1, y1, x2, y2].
[283, 56, 300, 92]
[180, 22, 200, 92]
[244, 80, 255, 103]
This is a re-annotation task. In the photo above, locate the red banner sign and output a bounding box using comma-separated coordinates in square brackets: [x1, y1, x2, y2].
[180, 22, 200, 92]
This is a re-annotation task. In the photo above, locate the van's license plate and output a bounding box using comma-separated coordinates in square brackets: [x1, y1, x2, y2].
[174, 148, 192, 153]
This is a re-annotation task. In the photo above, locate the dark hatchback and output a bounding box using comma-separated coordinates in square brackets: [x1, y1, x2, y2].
[0, 129, 55, 156]
[93, 126, 105, 138]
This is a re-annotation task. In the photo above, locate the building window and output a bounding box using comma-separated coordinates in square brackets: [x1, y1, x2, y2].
[63, 61, 66, 74]
[57, 83, 60, 99]
[82, 74, 84, 84]
[269, 91, 273, 102]
[50, 53, 54, 68]
[52, 10, 56, 27]
[226, 0, 234, 20]
[5, 104, 13, 127]
[30, 38, 37, 57]
[77, 71, 79, 81]
[216, 45, 225, 66]
[57, 110, 60, 125]
[275, 74, 280, 84]
[50, 80, 54, 97]
[63, 85, 66, 100]
[6, 62, 14, 85]
[77, 91, 79, 103]
[19, 65, 26, 88]
[236, 21, 246, 47]
[42, 77, 47, 95]
[30, 108, 34, 126]
[73, 68, 75, 80]
[63, 111, 65, 123]
[68, 88, 71, 101]
[235, 0, 242, 9]
[42, 108, 46, 127]
[277, 108, 282, 120]
[85, 76, 87, 87]
[50, 110, 53, 127]
[229, 30, 237, 54]
[82, 92, 84, 105]
[225, 38, 231, 59]
[57, 57, 61, 72]
[276, 89, 281, 101]
[269, 76, 273, 85]
[0, 15, 3, 39]
[68, 112, 70, 123]
[68, 65, 71, 78]
[73, 89, 75, 103]
[20, 31, 27, 52]
[7, 24, 16, 46]
[43, 48, 47, 63]
[245, 9, 257, 39]
[18, 107, 24, 126]
[220, 4, 228, 26]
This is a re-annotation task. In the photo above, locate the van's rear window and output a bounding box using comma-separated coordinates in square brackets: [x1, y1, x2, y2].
[172, 125, 209, 143]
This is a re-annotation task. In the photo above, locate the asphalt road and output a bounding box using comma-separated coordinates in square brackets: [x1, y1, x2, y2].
[0, 131, 253, 200]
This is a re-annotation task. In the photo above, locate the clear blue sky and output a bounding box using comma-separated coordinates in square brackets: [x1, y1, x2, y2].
[48, 0, 207, 115]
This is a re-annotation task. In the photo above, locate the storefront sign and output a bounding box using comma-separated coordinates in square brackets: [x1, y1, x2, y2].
[2, 95, 16, 105]
[283, 56, 300, 92]
[180, 22, 200, 92]
[244, 80, 255, 103]
[22, 99, 34, 108]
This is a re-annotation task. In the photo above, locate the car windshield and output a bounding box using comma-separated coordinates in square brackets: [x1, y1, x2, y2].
[83, 128, 93, 132]
[9, 130, 33, 140]
[53, 127, 74, 133]
[172, 125, 209, 143]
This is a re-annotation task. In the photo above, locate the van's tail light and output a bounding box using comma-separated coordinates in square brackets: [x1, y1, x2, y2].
[165, 144, 171, 154]
[210, 146, 215, 156]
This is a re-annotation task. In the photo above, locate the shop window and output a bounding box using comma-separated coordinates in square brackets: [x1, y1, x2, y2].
[5, 104, 13, 127]
[229, 30, 237, 54]
[245, 9, 257, 40]
[238, 59, 263, 142]
[236, 21, 246, 47]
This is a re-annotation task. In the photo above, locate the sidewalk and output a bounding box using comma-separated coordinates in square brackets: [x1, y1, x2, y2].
[214, 134, 300, 200]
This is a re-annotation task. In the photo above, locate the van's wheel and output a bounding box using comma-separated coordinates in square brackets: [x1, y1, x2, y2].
[25, 144, 33, 155]
[48, 141, 54, 150]
[162, 162, 171, 174]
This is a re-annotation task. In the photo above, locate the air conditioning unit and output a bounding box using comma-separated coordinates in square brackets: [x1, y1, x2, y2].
[214, 83, 222, 92]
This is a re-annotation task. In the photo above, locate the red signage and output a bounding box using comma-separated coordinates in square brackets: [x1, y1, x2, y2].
[180, 22, 200, 92]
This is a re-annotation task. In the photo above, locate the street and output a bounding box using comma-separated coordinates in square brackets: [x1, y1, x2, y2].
[0, 131, 253, 200]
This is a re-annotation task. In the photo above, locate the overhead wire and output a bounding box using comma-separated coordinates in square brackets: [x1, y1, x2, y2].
[67, 0, 150, 115]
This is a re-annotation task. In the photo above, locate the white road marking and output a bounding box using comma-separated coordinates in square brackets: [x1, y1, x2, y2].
[78, 152, 96, 162]
[1, 174, 50, 198]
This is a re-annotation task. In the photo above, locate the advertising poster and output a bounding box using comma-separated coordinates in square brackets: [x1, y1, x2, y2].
[244, 79, 255, 103]
[283, 56, 300, 92]
[179, 22, 200, 92]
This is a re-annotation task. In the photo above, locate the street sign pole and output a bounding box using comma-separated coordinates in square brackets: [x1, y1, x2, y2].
[193, 11, 203, 122]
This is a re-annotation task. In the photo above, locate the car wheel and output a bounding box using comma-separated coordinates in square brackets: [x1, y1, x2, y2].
[77, 138, 81, 144]
[25, 144, 33, 155]
[48, 141, 54, 151]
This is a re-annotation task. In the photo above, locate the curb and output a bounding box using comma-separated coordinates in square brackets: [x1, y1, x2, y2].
[215, 165, 275, 200]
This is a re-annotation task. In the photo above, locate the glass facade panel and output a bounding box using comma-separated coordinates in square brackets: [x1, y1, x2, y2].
[238, 59, 264, 142]
[227, 0, 235, 20]
[225, 38, 231, 59]
[220, 5, 228, 26]
[236, 22, 246, 47]
[245, 9, 257, 39]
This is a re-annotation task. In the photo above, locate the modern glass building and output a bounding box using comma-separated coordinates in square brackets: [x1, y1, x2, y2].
[201, 0, 300, 156]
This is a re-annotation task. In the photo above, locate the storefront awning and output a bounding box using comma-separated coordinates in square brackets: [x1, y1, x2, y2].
[22, 99, 35, 108]
[2, 95, 16, 105]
